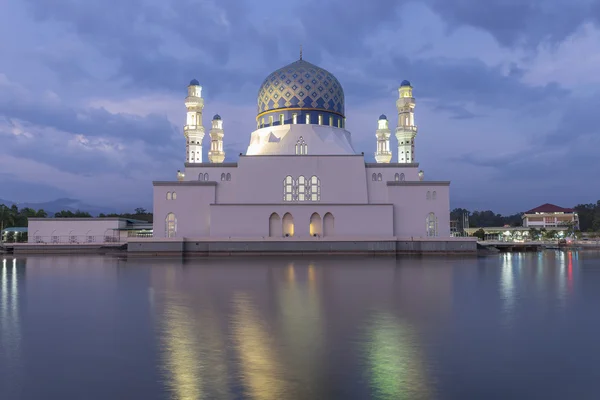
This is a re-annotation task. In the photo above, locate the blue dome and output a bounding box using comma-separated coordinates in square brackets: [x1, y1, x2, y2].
[189, 78, 200, 86]
[213, 114, 221, 120]
[400, 80, 411, 87]
[257, 59, 345, 118]
[379, 114, 387, 120]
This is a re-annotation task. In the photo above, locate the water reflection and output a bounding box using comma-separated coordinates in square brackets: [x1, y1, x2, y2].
[232, 292, 288, 399]
[153, 263, 230, 400]
[0, 258, 22, 391]
[365, 313, 431, 400]
[274, 263, 324, 398]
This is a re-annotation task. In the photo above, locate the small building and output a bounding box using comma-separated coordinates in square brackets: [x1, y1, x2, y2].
[1, 227, 28, 243]
[522, 203, 579, 230]
[27, 218, 151, 244]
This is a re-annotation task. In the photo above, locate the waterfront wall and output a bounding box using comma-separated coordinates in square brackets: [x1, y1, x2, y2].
[127, 237, 477, 256]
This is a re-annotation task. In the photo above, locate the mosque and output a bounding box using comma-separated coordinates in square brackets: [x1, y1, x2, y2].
[141, 54, 474, 254]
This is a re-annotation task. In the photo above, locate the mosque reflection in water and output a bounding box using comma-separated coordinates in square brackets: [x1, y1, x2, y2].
[0, 251, 587, 400]
[144, 256, 461, 400]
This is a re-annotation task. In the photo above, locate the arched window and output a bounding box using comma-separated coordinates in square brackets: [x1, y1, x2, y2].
[298, 176, 306, 201]
[323, 212, 334, 237]
[269, 213, 282, 237]
[426, 191, 431, 200]
[172, 192, 177, 200]
[310, 213, 322, 237]
[295, 137, 307, 155]
[309, 176, 321, 201]
[282, 213, 294, 237]
[165, 213, 177, 238]
[221, 173, 226, 181]
[400, 173, 405, 181]
[204, 173, 209, 181]
[305, 114, 310, 124]
[372, 173, 377, 181]
[432, 191, 437, 200]
[226, 173, 231, 181]
[283, 176, 294, 202]
[377, 173, 382, 181]
[166, 192, 172, 200]
[426, 212, 438, 237]
[394, 173, 400, 181]
[198, 173, 204, 181]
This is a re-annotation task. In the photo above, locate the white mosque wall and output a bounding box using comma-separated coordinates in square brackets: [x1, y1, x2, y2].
[208, 205, 393, 238]
[388, 184, 451, 237]
[153, 183, 216, 238]
[186, 156, 371, 205]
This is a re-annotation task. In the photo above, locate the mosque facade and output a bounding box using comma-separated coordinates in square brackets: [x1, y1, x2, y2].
[152, 57, 452, 243]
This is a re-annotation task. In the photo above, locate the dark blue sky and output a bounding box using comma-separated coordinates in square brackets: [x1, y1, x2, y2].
[1, 0, 599, 214]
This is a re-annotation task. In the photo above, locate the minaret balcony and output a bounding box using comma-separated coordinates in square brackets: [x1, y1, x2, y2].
[184, 125, 205, 136]
[397, 126, 418, 132]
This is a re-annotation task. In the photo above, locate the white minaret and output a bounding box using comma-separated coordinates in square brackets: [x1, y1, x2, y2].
[395, 80, 417, 163]
[374, 114, 392, 163]
[208, 114, 225, 163]
[184, 79, 205, 163]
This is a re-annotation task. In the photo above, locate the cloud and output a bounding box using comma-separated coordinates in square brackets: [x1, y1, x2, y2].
[0, 0, 599, 213]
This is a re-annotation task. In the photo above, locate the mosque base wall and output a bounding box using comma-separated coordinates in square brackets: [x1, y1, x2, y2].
[127, 237, 476, 256]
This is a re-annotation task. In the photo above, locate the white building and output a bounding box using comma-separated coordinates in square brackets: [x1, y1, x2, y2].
[522, 203, 579, 229]
[150, 57, 456, 246]
[27, 218, 151, 244]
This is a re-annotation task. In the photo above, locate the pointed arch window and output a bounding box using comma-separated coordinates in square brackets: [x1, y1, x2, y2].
[204, 173, 209, 181]
[432, 191, 437, 200]
[172, 192, 177, 200]
[295, 136, 308, 155]
[221, 173, 226, 181]
[377, 173, 382, 181]
[166, 192, 172, 200]
[400, 173, 405, 181]
[394, 173, 400, 181]
[309, 176, 321, 201]
[226, 173, 231, 181]
[372, 173, 377, 181]
[298, 176, 306, 201]
[198, 173, 204, 181]
[284, 175, 294, 202]
[426, 191, 431, 200]
[426, 212, 438, 237]
[166, 213, 177, 238]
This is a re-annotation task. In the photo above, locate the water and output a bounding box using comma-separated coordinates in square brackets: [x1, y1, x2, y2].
[1, 252, 600, 399]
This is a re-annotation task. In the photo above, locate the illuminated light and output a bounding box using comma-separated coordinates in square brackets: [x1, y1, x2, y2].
[308, 264, 316, 282]
[232, 294, 287, 399]
[11, 259, 17, 318]
[366, 313, 432, 399]
[162, 301, 204, 400]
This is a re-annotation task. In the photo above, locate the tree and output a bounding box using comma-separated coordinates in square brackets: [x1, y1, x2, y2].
[135, 208, 147, 215]
[473, 228, 485, 240]
[529, 227, 540, 241]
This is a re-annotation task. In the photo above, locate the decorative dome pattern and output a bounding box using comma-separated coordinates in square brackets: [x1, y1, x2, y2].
[400, 80, 411, 87]
[257, 59, 345, 117]
[189, 78, 200, 86]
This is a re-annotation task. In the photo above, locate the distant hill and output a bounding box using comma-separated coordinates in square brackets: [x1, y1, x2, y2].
[0, 198, 118, 216]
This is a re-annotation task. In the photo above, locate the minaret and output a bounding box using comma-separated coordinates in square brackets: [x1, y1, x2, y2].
[395, 80, 417, 163]
[184, 79, 205, 163]
[208, 114, 225, 163]
[374, 114, 392, 163]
